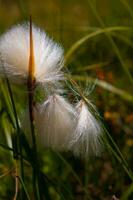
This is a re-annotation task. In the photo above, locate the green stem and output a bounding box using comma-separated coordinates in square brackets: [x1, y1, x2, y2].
[103, 133, 133, 181]
[18, 176, 31, 200]
[5, 78, 24, 179]
[104, 129, 133, 180]
[55, 152, 92, 200]
[1, 63, 24, 190]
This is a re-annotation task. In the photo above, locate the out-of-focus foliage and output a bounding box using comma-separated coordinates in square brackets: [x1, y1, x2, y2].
[0, 0, 133, 199]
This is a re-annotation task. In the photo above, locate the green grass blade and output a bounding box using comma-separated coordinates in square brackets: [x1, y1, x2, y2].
[65, 26, 133, 64]
[76, 62, 109, 72]
[0, 80, 15, 127]
[18, 176, 31, 200]
[103, 133, 133, 181]
[121, 183, 133, 200]
[0, 63, 25, 192]
[87, 0, 133, 84]
[72, 75, 133, 103]
[111, 32, 133, 48]
[119, 0, 133, 19]
[67, 75, 133, 181]
[55, 152, 92, 200]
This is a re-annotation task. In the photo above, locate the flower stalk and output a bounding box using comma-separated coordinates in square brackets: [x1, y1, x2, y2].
[27, 17, 39, 200]
[27, 17, 36, 151]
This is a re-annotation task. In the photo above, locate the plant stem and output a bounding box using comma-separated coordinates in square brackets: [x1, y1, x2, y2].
[1, 61, 24, 194]
[27, 17, 40, 200]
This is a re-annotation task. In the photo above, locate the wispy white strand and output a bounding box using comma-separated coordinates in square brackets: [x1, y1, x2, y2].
[70, 100, 102, 157]
[34, 94, 77, 151]
[0, 24, 64, 86]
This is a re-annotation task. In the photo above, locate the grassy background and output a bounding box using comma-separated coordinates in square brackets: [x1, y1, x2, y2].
[0, 0, 133, 199]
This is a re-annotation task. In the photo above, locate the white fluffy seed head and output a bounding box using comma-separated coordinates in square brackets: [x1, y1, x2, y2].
[0, 23, 64, 85]
[70, 100, 102, 157]
[34, 94, 76, 151]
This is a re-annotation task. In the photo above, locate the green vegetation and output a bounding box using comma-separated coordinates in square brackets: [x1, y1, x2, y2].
[0, 0, 133, 199]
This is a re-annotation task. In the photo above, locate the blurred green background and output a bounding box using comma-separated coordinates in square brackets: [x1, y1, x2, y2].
[0, 0, 133, 199]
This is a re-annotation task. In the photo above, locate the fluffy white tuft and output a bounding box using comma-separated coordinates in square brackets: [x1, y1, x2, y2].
[34, 94, 76, 150]
[70, 100, 102, 157]
[0, 24, 64, 85]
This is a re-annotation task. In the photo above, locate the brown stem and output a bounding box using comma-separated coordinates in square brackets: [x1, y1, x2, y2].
[27, 16, 36, 156]
[27, 16, 39, 200]
[13, 161, 19, 200]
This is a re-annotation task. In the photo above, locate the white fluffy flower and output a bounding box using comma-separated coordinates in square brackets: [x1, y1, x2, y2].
[34, 94, 76, 150]
[70, 100, 102, 157]
[0, 24, 64, 85]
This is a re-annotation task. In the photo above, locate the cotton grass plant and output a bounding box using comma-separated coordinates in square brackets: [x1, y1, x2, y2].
[0, 19, 103, 155]
[0, 16, 132, 199]
[0, 13, 132, 199]
[0, 18, 104, 198]
[0, 0, 133, 199]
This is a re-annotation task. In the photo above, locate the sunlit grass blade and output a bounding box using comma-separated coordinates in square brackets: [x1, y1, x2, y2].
[0, 143, 13, 152]
[0, 80, 16, 127]
[76, 62, 109, 72]
[1, 116, 13, 151]
[72, 75, 133, 103]
[65, 26, 133, 64]
[3, 79, 24, 177]
[0, 167, 14, 179]
[0, 64, 24, 196]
